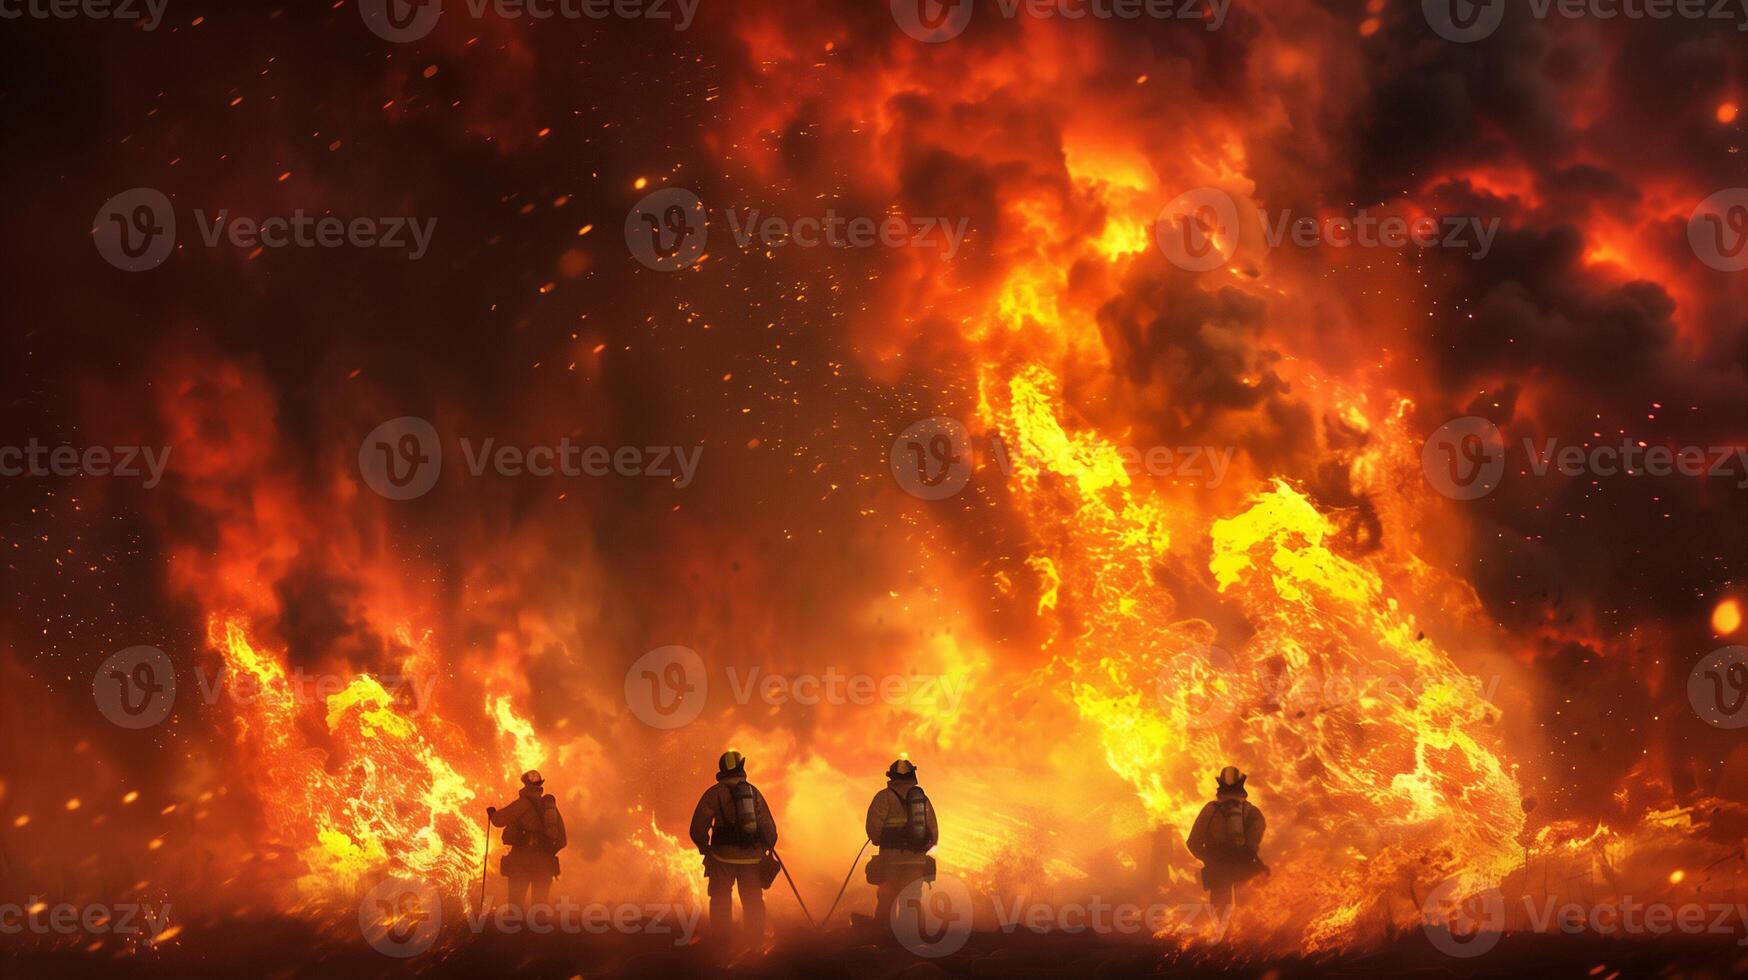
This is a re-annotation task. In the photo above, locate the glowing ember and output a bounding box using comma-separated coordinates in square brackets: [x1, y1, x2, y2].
[1712, 599, 1741, 636]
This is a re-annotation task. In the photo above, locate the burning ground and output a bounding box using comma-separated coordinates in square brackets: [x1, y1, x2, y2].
[2, 0, 1748, 972]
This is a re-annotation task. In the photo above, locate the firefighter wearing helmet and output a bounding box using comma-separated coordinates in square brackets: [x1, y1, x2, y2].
[688, 750, 779, 950]
[1185, 766, 1268, 908]
[487, 769, 568, 911]
[863, 757, 939, 931]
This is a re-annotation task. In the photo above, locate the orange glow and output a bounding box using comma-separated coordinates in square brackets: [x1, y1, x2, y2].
[1432, 163, 1542, 209]
[18, 10, 1738, 964]
[1712, 599, 1742, 636]
[1719, 103, 1740, 124]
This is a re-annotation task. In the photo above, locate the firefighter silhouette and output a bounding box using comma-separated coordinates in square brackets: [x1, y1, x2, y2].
[488, 769, 568, 910]
[1185, 766, 1268, 908]
[864, 758, 939, 932]
[689, 751, 779, 950]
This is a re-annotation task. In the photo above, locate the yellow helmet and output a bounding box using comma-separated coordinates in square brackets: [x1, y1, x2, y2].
[1216, 766, 1247, 796]
[718, 750, 747, 776]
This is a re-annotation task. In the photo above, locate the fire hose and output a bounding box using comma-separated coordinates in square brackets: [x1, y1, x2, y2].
[769, 848, 817, 928]
[819, 840, 871, 928]
[479, 808, 493, 910]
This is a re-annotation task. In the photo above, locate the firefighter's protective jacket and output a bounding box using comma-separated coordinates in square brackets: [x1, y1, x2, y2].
[1186, 798, 1265, 862]
[689, 776, 778, 865]
[865, 779, 938, 864]
[491, 785, 567, 878]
